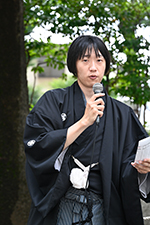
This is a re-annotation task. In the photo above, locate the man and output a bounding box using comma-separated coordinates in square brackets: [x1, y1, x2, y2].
[24, 35, 150, 225]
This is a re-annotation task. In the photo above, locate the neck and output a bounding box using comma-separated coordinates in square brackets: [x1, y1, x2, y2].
[77, 81, 94, 102]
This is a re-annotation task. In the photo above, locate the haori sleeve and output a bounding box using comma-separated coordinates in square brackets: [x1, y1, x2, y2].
[23, 91, 68, 184]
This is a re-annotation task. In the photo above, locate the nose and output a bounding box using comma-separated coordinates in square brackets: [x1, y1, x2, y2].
[89, 61, 97, 71]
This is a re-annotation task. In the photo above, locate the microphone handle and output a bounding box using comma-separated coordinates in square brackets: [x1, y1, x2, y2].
[96, 115, 100, 124]
[95, 91, 101, 125]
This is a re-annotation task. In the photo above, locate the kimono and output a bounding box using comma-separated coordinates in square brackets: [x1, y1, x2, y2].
[24, 81, 150, 225]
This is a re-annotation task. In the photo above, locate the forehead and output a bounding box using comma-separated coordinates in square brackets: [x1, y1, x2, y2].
[83, 48, 102, 57]
[79, 44, 103, 59]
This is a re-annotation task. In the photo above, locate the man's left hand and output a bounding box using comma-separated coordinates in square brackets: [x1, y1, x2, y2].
[131, 159, 150, 174]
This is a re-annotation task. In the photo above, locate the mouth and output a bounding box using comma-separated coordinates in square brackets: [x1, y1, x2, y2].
[89, 75, 97, 80]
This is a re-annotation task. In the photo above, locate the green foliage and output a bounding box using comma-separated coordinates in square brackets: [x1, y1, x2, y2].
[28, 85, 44, 110]
[24, 0, 70, 68]
[24, 0, 150, 123]
[50, 75, 76, 89]
[31, 65, 44, 73]
[28, 75, 76, 109]
[147, 130, 150, 136]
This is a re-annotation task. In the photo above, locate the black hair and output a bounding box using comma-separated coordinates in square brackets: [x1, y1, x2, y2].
[67, 35, 111, 77]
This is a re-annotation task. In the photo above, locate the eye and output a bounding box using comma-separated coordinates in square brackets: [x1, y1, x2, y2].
[97, 58, 102, 62]
[82, 58, 88, 62]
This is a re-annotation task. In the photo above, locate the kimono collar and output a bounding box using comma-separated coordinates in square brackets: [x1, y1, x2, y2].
[72, 81, 113, 218]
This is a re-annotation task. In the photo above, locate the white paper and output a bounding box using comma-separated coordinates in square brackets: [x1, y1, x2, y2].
[135, 136, 150, 162]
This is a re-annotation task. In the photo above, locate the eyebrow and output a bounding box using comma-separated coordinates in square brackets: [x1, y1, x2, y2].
[82, 53, 102, 58]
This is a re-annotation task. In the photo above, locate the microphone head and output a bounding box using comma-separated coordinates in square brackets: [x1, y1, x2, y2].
[93, 83, 103, 94]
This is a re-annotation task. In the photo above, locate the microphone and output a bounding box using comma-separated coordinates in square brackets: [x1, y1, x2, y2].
[93, 83, 103, 124]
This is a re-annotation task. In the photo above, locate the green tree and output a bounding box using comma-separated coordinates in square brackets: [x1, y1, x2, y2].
[24, 0, 150, 120]
[109, 0, 150, 123]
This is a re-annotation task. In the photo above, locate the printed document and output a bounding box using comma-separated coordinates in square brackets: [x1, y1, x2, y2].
[135, 136, 150, 161]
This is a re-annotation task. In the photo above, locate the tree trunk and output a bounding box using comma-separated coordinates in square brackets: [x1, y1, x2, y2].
[0, 0, 30, 224]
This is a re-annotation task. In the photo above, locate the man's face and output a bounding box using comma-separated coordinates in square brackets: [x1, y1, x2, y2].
[76, 48, 106, 91]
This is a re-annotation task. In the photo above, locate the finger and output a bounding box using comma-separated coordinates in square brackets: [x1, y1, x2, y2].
[131, 162, 150, 174]
[95, 98, 105, 106]
[141, 162, 150, 168]
[94, 92, 105, 98]
[137, 160, 150, 168]
[97, 104, 105, 112]
[97, 109, 104, 118]
[138, 166, 149, 173]
[143, 158, 150, 163]
[91, 93, 105, 102]
[137, 168, 148, 174]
